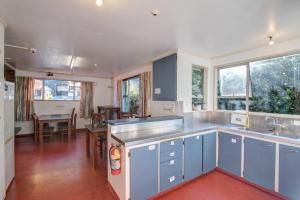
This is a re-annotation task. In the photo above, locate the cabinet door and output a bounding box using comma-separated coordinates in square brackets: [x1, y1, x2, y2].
[184, 135, 203, 181]
[244, 138, 275, 190]
[203, 132, 216, 173]
[153, 54, 177, 101]
[130, 144, 158, 200]
[279, 145, 300, 200]
[218, 132, 242, 176]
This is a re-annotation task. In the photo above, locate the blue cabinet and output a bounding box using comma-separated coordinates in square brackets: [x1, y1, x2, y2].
[153, 54, 177, 101]
[244, 138, 275, 190]
[160, 139, 183, 192]
[184, 135, 203, 181]
[218, 132, 242, 176]
[279, 144, 300, 200]
[130, 144, 158, 200]
[203, 132, 216, 173]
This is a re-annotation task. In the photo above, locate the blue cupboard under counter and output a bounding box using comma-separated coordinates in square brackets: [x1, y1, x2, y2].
[107, 115, 300, 200]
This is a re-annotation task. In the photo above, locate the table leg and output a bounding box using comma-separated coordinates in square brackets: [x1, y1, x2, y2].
[86, 130, 90, 158]
[68, 119, 71, 142]
[39, 121, 43, 144]
[92, 133, 98, 169]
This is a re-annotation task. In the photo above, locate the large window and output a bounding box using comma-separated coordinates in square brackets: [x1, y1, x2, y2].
[122, 76, 141, 114]
[192, 66, 206, 110]
[34, 79, 81, 100]
[217, 65, 247, 111]
[217, 53, 300, 115]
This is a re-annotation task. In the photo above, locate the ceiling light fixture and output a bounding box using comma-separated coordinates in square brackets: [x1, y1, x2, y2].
[96, 0, 103, 6]
[70, 56, 77, 69]
[268, 36, 275, 46]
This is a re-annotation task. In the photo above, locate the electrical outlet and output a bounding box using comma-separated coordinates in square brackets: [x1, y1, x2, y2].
[294, 120, 300, 126]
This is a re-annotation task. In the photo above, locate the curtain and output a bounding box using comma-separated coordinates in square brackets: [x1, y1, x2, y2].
[117, 79, 123, 110]
[15, 77, 35, 121]
[80, 82, 94, 118]
[140, 72, 151, 116]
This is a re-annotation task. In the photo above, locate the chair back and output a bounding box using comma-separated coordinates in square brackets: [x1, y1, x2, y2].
[92, 113, 102, 128]
[31, 113, 38, 133]
[73, 113, 77, 129]
[120, 112, 133, 119]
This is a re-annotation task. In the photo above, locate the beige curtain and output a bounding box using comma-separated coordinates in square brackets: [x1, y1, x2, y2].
[15, 77, 35, 121]
[117, 79, 123, 110]
[140, 72, 151, 116]
[80, 82, 94, 118]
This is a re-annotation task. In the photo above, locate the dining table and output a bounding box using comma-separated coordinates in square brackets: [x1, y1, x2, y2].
[85, 124, 107, 169]
[37, 114, 72, 144]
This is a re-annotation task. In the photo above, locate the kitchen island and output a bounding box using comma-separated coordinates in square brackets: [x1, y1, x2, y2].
[107, 115, 300, 200]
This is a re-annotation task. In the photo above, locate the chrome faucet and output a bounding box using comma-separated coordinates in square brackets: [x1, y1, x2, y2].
[265, 116, 284, 135]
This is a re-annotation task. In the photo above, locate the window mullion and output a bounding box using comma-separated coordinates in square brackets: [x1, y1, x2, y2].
[246, 63, 250, 112]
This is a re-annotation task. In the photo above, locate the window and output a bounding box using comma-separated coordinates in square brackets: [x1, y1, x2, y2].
[217, 53, 300, 115]
[192, 66, 206, 111]
[34, 79, 81, 100]
[249, 54, 300, 114]
[217, 65, 247, 111]
[122, 76, 141, 114]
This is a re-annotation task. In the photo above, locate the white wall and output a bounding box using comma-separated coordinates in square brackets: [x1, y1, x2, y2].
[0, 19, 6, 200]
[15, 70, 113, 135]
[177, 50, 213, 112]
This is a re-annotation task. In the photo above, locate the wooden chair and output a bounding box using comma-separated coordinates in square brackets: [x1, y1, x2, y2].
[92, 113, 107, 159]
[59, 113, 77, 139]
[32, 113, 55, 143]
[58, 107, 75, 127]
[120, 112, 133, 119]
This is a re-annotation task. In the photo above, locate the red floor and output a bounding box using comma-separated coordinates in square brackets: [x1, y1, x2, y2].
[7, 133, 284, 200]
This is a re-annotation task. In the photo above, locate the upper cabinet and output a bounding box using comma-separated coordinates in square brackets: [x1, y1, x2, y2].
[153, 54, 177, 101]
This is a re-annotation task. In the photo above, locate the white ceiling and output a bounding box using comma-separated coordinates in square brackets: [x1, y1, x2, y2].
[1, 0, 300, 77]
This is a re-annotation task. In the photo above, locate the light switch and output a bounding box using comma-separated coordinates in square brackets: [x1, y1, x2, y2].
[154, 88, 161, 94]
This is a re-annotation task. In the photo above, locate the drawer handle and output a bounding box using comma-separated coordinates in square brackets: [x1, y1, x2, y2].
[196, 136, 200, 140]
[170, 141, 175, 145]
[148, 145, 156, 151]
[287, 149, 299, 153]
[169, 176, 175, 183]
[169, 160, 175, 165]
[169, 152, 175, 157]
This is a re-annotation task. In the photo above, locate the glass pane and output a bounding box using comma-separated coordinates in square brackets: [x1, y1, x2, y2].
[34, 79, 43, 100]
[44, 80, 75, 100]
[122, 76, 141, 114]
[218, 65, 247, 96]
[218, 98, 246, 110]
[74, 82, 81, 100]
[192, 67, 205, 110]
[249, 53, 300, 114]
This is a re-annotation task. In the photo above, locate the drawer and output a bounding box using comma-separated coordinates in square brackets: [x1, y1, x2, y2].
[160, 148, 182, 162]
[160, 158, 182, 178]
[160, 170, 182, 192]
[160, 139, 183, 153]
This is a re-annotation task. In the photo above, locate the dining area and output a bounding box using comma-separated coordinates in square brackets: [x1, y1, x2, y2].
[85, 105, 151, 169]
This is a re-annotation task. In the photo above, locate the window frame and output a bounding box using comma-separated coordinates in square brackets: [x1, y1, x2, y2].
[214, 51, 300, 119]
[34, 78, 81, 101]
[192, 65, 207, 111]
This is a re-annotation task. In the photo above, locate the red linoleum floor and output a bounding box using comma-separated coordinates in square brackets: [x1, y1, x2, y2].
[7, 133, 284, 200]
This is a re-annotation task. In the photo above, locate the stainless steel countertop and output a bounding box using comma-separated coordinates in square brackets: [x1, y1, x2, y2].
[111, 120, 300, 147]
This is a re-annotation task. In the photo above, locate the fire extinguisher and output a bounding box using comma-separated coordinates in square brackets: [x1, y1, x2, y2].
[109, 144, 121, 175]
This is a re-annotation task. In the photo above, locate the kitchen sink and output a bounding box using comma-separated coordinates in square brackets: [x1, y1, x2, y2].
[236, 127, 300, 140]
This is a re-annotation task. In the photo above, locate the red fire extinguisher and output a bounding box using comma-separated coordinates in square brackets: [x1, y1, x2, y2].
[109, 144, 121, 175]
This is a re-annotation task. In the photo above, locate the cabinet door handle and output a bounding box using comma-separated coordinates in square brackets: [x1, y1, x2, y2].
[196, 136, 200, 140]
[169, 152, 175, 157]
[170, 141, 175, 145]
[169, 160, 175, 165]
[287, 149, 299, 153]
[169, 176, 175, 183]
